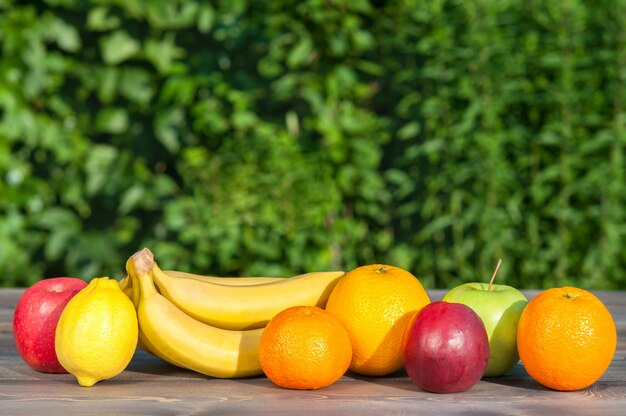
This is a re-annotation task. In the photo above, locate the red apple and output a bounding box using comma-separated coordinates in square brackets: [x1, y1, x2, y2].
[403, 301, 489, 393]
[13, 277, 87, 373]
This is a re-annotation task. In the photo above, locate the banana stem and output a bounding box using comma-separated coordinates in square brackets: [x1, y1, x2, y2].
[131, 248, 155, 276]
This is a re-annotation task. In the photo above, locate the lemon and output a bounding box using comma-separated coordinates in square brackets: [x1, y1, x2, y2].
[55, 277, 138, 387]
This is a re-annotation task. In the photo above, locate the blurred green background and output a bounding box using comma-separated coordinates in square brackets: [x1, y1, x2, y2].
[1, 0, 625, 289]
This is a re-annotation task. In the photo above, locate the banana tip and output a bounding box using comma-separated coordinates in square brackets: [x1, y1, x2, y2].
[140, 247, 154, 261]
[131, 248, 155, 275]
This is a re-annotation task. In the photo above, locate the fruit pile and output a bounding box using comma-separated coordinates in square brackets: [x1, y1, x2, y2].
[13, 250, 618, 393]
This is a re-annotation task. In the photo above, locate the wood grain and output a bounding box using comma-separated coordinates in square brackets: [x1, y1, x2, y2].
[1, 289, 625, 415]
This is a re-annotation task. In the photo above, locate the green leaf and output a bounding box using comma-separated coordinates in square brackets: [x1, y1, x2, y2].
[355, 60, 385, 76]
[232, 111, 257, 130]
[197, 4, 215, 33]
[287, 37, 313, 68]
[119, 68, 154, 105]
[100, 30, 140, 65]
[48, 17, 81, 52]
[397, 121, 421, 140]
[144, 34, 185, 74]
[46, 228, 73, 261]
[352, 30, 375, 51]
[87, 7, 121, 31]
[118, 185, 145, 215]
[95, 108, 128, 134]
[146, 1, 198, 29]
[95, 67, 119, 104]
[85, 145, 118, 195]
[35, 208, 77, 230]
[155, 108, 184, 153]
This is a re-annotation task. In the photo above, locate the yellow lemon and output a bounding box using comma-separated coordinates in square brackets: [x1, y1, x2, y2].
[55, 277, 138, 387]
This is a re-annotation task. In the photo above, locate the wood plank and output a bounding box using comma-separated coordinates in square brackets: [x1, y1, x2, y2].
[1, 289, 625, 415]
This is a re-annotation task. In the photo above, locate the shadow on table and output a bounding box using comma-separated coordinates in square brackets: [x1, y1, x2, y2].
[481, 365, 549, 392]
[124, 349, 206, 379]
[482, 376, 548, 391]
[344, 368, 420, 393]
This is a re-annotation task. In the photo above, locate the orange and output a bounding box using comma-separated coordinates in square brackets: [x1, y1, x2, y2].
[259, 305, 352, 390]
[517, 286, 617, 391]
[324, 264, 430, 376]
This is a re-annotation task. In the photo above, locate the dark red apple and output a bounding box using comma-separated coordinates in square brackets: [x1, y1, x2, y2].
[403, 301, 489, 393]
[13, 277, 87, 373]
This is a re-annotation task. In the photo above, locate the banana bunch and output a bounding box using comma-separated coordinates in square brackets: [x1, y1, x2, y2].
[123, 248, 345, 378]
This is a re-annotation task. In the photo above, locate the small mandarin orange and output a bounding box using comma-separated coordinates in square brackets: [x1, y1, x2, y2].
[259, 305, 352, 390]
[517, 286, 617, 391]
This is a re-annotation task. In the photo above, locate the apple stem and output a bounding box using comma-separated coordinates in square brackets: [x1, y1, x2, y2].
[488, 259, 503, 292]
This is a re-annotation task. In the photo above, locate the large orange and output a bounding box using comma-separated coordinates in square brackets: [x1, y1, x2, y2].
[517, 287, 617, 391]
[259, 305, 352, 390]
[324, 264, 430, 376]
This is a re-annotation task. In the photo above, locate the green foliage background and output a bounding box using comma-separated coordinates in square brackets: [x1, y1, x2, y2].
[1, 0, 626, 289]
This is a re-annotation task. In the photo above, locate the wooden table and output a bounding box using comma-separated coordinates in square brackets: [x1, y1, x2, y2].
[1, 289, 625, 415]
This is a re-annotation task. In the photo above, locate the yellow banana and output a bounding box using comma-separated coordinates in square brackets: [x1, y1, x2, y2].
[118, 274, 150, 351]
[163, 270, 285, 285]
[128, 250, 263, 378]
[124, 268, 273, 303]
[123, 268, 284, 291]
[147, 256, 345, 330]
[122, 266, 186, 364]
[119, 275, 133, 299]
[119, 271, 169, 359]
[124, 261, 194, 369]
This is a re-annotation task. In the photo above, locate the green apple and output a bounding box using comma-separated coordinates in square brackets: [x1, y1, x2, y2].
[442, 260, 528, 377]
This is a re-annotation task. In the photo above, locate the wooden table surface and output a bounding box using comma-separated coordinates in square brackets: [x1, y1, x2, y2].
[1, 288, 625, 415]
